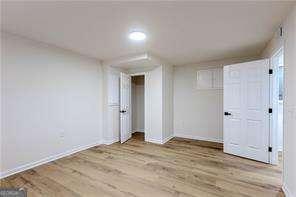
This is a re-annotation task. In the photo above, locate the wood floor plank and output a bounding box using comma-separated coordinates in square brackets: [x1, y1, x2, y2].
[0, 132, 283, 197]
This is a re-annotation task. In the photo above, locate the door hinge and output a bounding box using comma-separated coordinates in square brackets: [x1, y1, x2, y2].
[269, 108, 273, 113]
[268, 147, 272, 152]
[280, 27, 283, 37]
[269, 69, 273, 74]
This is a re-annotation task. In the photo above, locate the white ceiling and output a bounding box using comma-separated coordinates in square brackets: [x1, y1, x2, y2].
[1, 1, 295, 66]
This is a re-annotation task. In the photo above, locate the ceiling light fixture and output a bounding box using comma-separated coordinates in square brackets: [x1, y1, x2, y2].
[129, 31, 146, 41]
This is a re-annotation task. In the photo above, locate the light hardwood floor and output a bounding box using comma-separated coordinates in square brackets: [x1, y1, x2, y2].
[1, 132, 283, 197]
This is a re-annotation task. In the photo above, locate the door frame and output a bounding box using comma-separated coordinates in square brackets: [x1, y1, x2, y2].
[130, 72, 147, 141]
[269, 47, 284, 165]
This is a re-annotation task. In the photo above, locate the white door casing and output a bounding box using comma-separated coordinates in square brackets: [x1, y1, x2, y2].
[224, 59, 270, 163]
[120, 72, 132, 143]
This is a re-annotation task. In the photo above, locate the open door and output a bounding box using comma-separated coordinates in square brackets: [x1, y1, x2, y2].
[120, 72, 132, 143]
[224, 59, 270, 163]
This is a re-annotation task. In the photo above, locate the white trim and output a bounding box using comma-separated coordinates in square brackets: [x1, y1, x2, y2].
[131, 72, 146, 77]
[146, 135, 173, 145]
[0, 140, 102, 179]
[174, 133, 223, 143]
[162, 135, 174, 144]
[103, 53, 149, 67]
[102, 138, 119, 145]
[146, 138, 163, 144]
[282, 183, 294, 197]
[132, 129, 144, 133]
[103, 52, 169, 68]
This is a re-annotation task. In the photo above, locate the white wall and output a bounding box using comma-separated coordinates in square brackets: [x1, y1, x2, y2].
[278, 101, 283, 151]
[261, 5, 296, 197]
[145, 66, 163, 143]
[173, 57, 259, 143]
[132, 82, 144, 132]
[282, 6, 296, 197]
[1, 33, 103, 178]
[261, 31, 284, 59]
[162, 64, 174, 142]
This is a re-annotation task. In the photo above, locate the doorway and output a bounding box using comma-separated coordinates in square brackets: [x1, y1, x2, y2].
[131, 75, 145, 141]
[271, 48, 284, 165]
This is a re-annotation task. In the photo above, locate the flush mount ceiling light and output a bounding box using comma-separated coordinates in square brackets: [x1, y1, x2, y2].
[129, 31, 146, 41]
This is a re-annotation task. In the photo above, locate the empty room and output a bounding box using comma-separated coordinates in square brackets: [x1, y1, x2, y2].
[1, 1, 296, 197]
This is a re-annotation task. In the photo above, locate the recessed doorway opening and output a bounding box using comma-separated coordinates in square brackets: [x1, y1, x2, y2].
[131, 75, 145, 141]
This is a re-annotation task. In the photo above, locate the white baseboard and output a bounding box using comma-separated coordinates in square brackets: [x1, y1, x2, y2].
[146, 135, 174, 145]
[282, 183, 294, 197]
[162, 135, 174, 144]
[174, 133, 223, 143]
[132, 129, 144, 133]
[102, 138, 119, 145]
[146, 138, 163, 144]
[0, 140, 102, 179]
[147, 133, 222, 145]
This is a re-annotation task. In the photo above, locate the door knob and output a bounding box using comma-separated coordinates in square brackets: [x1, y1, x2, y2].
[120, 110, 127, 113]
[224, 112, 232, 116]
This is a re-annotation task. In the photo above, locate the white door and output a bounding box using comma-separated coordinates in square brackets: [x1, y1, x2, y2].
[224, 59, 270, 163]
[120, 72, 132, 143]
